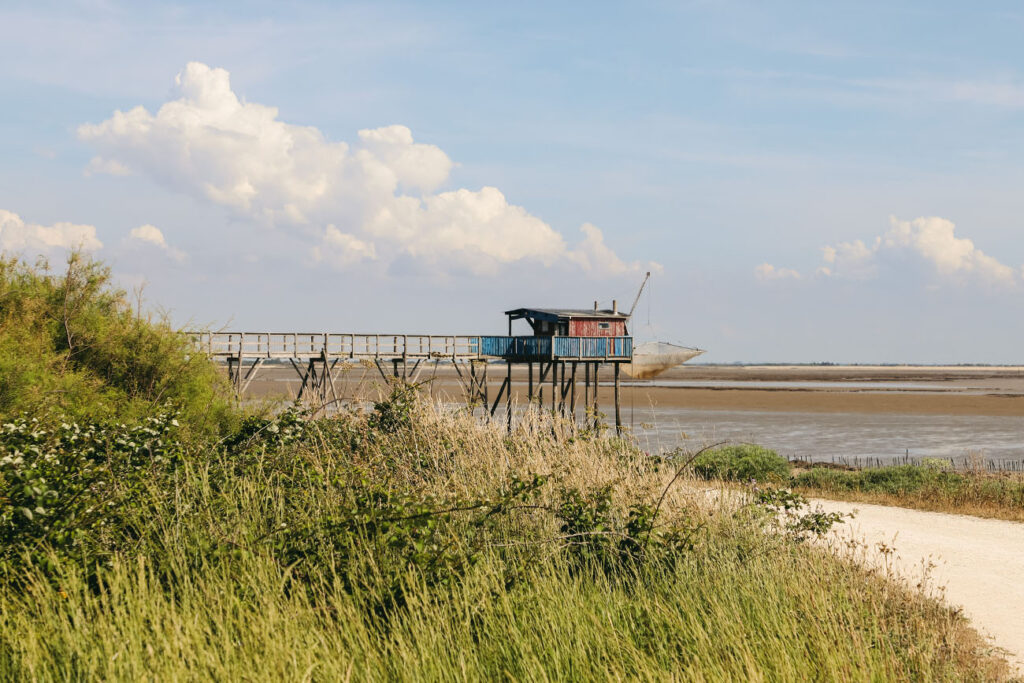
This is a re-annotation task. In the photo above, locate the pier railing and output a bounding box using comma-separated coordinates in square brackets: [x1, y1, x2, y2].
[480, 336, 632, 360]
[189, 332, 632, 361]
[190, 332, 483, 360]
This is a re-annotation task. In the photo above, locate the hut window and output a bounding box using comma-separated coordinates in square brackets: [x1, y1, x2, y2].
[599, 322, 610, 330]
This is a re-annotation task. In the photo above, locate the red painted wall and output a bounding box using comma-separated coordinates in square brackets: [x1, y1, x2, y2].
[569, 318, 626, 337]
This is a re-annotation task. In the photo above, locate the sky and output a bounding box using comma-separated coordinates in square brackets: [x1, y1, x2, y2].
[2, 0, 1024, 363]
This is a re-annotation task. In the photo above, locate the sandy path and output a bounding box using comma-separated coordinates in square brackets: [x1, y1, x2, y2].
[813, 499, 1024, 673]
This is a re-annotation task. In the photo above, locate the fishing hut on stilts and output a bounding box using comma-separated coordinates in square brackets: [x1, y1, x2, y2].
[191, 300, 634, 433]
[497, 302, 631, 433]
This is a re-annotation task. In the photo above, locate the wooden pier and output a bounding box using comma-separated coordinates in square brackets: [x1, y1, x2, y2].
[189, 331, 632, 432]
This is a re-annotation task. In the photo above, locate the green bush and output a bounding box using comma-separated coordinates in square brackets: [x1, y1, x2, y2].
[692, 445, 790, 483]
[792, 465, 960, 495]
[0, 253, 234, 435]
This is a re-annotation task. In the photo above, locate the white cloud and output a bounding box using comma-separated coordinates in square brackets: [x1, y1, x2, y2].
[882, 216, 1014, 284]
[126, 224, 186, 262]
[754, 263, 801, 281]
[84, 156, 131, 176]
[567, 223, 662, 275]
[820, 239, 877, 279]
[312, 226, 377, 267]
[0, 209, 102, 254]
[79, 62, 652, 276]
[819, 215, 1016, 286]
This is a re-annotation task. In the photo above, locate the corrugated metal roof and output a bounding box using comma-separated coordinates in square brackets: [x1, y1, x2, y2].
[505, 307, 629, 320]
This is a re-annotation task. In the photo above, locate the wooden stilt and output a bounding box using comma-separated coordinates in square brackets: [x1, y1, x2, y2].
[235, 333, 245, 394]
[537, 361, 550, 406]
[408, 358, 425, 384]
[489, 376, 510, 417]
[614, 362, 621, 435]
[482, 361, 489, 407]
[506, 360, 512, 431]
[570, 362, 577, 422]
[240, 357, 265, 395]
[373, 359, 390, 382]
[592, 362, 600, 429]
[291, 357, 312, 400]
[583, 361, 590, 415]
[527, 362, 534, 403]
[551, 361, 557, 413]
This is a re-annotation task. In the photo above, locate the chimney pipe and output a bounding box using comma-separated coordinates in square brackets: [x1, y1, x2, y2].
[594, 300, 599, 311]
[612, 299, 618, 314]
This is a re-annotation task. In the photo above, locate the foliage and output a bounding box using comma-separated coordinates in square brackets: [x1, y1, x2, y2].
[752, 486, 851, 542]
[692, 444, 791, 482]
[0, 413, 184, 576]
[0, 253, 233, 433]
[368, 381, 418, 434]
[792, 463, 1024, 521]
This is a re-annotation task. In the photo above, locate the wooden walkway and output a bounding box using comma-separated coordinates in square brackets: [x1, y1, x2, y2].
[189, 331, 631, 431]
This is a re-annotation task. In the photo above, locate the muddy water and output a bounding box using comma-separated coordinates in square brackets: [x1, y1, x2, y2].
[627, 407, 1024, 463]
[235, 363, 1024, 465]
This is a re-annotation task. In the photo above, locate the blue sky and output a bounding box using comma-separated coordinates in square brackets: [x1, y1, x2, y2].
[2, 0, 1024, 362]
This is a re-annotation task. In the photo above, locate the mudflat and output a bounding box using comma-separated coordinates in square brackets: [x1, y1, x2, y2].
[628, 365, 1024, 416]
[240, 363, 1024, 417]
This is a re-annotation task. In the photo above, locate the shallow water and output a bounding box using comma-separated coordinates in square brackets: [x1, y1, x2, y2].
[623, 380, 960, 392]
[627, 407, 1024, 464]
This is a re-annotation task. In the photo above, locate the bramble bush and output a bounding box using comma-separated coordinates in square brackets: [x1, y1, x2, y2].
[0, 412, 184, 576]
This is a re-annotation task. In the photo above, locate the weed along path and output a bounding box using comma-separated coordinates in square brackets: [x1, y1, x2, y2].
[812, 499, 1024, 673]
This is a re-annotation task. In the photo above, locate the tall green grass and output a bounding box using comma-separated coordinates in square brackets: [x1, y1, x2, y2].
[2, 517, 992, 681]
[0, 403, 1009, 680]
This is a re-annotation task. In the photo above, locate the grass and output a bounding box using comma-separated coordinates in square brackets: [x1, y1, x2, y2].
[791, 463, 1024, 522]
[0, 403, 1013, 680]
[691, 444, 1024, 522]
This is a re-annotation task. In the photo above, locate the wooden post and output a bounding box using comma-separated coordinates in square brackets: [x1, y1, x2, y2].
[537, 361, 549, 406]
[483, 361, 489, 407]
[614, 362, 621, 435]
[506, 360, 512, 431]
[236, 333, 245, 394]
[583, 361, 590, 415]
[592, 362, 600, 429]
[570, 362, 577, 421]
[551, 361, 557, 413]
[527, 362, 534, 403]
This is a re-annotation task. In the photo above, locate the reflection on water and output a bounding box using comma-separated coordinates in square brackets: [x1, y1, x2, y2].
[627, 408, 1024, 463]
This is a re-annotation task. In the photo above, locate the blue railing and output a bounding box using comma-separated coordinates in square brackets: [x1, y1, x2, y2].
[480, 336, 631, 360]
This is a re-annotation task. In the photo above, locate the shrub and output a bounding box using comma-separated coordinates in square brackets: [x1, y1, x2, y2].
[0, 253, 234, 435]
[692, 444, 790, 482]
[0, 413, 184, 575]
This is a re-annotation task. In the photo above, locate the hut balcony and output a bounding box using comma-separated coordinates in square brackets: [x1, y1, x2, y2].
[479, 335, 632, 361]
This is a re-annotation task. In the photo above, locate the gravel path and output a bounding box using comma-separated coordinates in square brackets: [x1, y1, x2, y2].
[813, 500, 1024, 674]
